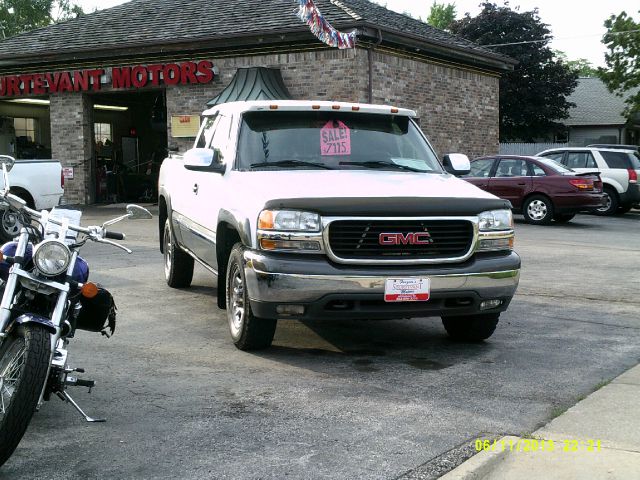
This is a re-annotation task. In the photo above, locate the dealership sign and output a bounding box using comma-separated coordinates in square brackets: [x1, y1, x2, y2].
[0, 60, 215, 97]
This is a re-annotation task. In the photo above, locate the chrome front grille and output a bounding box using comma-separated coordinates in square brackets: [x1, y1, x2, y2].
[325, 217, 476, 264]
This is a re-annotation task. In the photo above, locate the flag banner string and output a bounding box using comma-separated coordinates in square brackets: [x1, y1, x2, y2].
[296, 0, 357, 49]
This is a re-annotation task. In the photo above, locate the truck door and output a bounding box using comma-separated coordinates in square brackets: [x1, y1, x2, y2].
[185, 113, 233, 270]
[172, 115, 218, 254]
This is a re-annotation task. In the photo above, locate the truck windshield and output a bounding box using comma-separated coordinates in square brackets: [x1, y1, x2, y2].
[237, 111, 442, 173]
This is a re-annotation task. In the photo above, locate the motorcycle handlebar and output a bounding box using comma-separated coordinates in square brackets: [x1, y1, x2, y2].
[103, 230, 125, 241]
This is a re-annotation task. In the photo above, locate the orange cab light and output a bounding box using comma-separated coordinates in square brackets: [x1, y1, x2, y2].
[0, 252, 3, 263]
[260, 239, 278, 250]
[312, 105, 321, 110]
[332, 105, 341, 110]
[391, 107, 399, 113]
[269, 105, 279, 110]
[81, 282, 99, 299]
[351, 106, 360, 111]
[258, 210, 274, 229]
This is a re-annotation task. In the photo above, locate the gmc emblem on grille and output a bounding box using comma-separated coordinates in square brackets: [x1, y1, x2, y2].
[379, 232, 433, 245]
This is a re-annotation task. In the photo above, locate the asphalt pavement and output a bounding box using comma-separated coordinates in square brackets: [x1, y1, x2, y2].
[1, 208, 639, 480]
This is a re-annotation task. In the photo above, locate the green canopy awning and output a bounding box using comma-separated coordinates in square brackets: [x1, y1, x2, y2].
[206, 67, 293, 107]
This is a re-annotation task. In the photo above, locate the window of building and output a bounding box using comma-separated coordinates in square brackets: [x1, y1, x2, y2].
[94, 123, 112, 144]
[13, 118, 37, 142]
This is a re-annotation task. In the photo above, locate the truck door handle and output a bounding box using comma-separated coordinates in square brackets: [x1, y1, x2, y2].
[193, 184, 199, 194]
[517, 182, 526, 186]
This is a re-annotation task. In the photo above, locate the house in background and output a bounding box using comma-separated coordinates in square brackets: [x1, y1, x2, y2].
[563, 77, 640, 146]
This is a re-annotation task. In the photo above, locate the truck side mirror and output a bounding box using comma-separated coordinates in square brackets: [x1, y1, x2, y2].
[183, 148, 224, 173]
[168, 143, 179, 153]
[442, 153, 471, 176]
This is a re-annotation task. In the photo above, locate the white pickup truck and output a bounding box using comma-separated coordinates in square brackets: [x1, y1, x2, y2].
[158, 100, 520, 350]
[0, 158, 64, 240]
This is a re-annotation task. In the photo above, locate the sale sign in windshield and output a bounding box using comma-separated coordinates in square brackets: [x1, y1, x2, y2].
[320, 120, 351, 156]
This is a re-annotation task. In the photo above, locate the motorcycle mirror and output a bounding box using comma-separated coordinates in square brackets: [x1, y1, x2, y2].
[0, 155, 15, 173]
[126, 204, 153, 220]
[0, 155, 15, 192]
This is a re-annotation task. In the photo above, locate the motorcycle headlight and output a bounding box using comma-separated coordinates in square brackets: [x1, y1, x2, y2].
[478, 209, 513, 231]
[34, 240, 71, 276]
[258, 210, 320, 232]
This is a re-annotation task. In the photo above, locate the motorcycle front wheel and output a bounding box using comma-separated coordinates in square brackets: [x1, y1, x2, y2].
[0, 324, 50, 466]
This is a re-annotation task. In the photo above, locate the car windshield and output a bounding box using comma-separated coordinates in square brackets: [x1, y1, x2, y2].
[534, 157, 574, 173]
[236, 111, 442, 173]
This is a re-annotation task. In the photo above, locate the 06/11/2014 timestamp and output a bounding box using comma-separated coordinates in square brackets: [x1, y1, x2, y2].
[475, 438, 602, 453]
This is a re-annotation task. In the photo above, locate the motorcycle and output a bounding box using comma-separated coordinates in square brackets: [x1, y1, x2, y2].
[0, 155, 152, 466]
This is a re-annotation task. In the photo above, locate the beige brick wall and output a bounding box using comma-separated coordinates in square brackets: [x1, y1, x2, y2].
[50, 94, 94, 204]
[369, 51, 500, 159]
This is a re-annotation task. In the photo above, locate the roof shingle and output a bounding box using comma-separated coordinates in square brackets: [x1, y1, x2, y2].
[565, 78, 637, 126]
[0, 0, 512, 68]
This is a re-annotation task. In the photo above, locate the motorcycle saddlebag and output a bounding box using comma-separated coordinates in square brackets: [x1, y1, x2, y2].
[75, 287, 117, 336]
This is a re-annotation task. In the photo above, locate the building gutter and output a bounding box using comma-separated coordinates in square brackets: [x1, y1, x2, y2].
[368, 29, 383, 103]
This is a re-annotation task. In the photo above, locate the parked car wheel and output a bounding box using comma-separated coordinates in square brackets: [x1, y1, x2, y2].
[163, 219, 194, 288]
[553, 213, 575, 223]
[226, 244, 277, 350]
[442, 314, 500, 341]
[523, 195, 554, 225]
[594, 187, 619, 216]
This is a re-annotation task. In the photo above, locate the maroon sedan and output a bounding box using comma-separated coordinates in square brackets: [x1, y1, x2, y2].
[464, 155, 606, 224]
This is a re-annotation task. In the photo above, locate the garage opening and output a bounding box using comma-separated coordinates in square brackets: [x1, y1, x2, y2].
[0, 98, 52, 160]
[90, 90, 167, 203]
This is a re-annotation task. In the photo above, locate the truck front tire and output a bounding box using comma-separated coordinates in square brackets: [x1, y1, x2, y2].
[442, 313, 500, 342]
[163, 219, 194, 288]
[226, 244, 276, 350]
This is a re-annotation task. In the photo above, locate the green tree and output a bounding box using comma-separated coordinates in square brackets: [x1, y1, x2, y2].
[427, 2, 456, 31]
[0, 0, 83, 39]
[450, 2, 578, 141]
[554, 51, 599, 77]
[599, 10, 640, 116]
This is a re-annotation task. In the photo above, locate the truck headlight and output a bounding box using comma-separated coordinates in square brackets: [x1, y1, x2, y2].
[258, 210, 320, 232]
[257, 210, 323, 252]
[478, 210, 513, 231]
[34, 240, 71, 276]
[477, 209, 514, 252]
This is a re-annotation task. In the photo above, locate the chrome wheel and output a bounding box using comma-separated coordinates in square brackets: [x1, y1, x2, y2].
[228, 263, 245, 337]
[163, 223, 173, 280]
[527, 200, 548, 221]
[0, 338, 26, 420]
[1, 209, 20, 240]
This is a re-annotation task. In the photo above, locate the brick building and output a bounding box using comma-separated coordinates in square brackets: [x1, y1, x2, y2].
[0, 0, 514, 205]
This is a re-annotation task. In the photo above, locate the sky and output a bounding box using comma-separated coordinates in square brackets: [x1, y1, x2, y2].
[77, 0, 639, 67]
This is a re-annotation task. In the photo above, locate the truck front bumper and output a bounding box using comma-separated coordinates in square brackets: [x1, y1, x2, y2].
[242, 250, 521, 321]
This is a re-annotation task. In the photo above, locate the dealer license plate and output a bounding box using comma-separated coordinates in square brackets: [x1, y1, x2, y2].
[384, 278, 430, 302]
